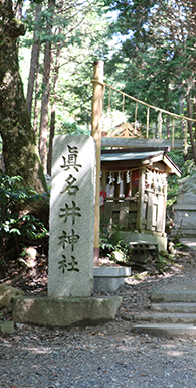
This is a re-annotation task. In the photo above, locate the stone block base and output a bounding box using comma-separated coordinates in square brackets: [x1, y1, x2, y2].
[12, 296, 122, 327]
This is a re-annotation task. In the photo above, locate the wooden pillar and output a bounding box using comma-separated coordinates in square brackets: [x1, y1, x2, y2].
[91, 60, 104, 266]
[136, 167, 145, 231]
[162, 175, 168, 235]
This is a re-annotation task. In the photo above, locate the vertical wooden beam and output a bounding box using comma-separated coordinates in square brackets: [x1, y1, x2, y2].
[158, 111, 163, 140]
[136, 167, 146, 231]
[162, 175, 167, 235]
[91, 60, 104, 266]
[172, 117, 175, 149]
[135, 102, 138, 134]
[146, 107, 150, 139]
[101, 170, 107, 193]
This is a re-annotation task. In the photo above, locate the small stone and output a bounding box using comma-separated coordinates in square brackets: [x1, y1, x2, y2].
[0, 320, 15, 335]
[15, 322, 24, 330]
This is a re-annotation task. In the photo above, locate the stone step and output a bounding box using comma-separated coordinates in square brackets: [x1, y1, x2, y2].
[132, 323, 196, 338]
[133, 312, 196, 324]
[151, 302, 196, 313]
[131, 285, 196, 338]
[151, 289, 196, 303]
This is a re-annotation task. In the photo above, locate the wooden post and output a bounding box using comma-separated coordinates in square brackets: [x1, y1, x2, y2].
[136, 167, 145, 231]
[91, 60, 104, 266]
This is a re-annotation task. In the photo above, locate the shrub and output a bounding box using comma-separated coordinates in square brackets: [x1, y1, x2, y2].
[0, 171, 48, 263]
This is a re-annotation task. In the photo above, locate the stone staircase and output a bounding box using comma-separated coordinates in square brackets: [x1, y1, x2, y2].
[132, 288, 196, 338]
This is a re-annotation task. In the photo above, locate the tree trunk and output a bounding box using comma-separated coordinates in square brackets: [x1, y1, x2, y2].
[47, 30, 62, 176]
[33, 53, 40, 135]
[0, 0, 46, 193]
[26, 3, 41, 119]
[39, 1, 54, 173]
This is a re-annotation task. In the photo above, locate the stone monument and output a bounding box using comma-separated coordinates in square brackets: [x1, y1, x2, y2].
[48, 135, 95, 297]
[174, 174, 196, 236]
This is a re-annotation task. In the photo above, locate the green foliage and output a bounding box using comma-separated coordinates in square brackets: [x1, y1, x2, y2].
[167, 150, 185, 170]
[0, 171, 48, 262]
[155, 250, 173, 274]
[58, 120, 90, 136]
[99, 218, 129, 261]
[99, 218, 115, 252]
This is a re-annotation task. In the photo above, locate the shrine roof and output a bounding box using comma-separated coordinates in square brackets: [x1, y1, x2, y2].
[101, 148, 182, 176]
[101, 150, 163, 161]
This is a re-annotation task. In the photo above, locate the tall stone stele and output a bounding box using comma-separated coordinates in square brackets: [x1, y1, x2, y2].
[48, 135, 95, 297]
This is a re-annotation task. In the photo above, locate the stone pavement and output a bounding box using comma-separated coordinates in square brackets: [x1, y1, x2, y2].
[180, 237, 196, 249]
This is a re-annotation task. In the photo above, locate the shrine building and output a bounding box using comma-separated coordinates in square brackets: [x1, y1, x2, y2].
[100, 147, 182, 251]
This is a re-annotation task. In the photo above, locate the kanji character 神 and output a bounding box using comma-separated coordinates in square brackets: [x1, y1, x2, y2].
[58, 229, 80, 251]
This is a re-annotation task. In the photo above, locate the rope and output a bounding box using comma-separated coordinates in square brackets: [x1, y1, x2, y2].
[102, 166, 142, 173]
[91, 79, 196, 123]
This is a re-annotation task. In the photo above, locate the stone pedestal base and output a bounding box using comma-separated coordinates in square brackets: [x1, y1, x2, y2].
[93, 267, 131, 293]
[12, 296, 122, 327]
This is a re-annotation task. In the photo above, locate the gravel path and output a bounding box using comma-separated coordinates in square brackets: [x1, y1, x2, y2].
[1, 244, 196, 387]
[1, 322, 196, 388]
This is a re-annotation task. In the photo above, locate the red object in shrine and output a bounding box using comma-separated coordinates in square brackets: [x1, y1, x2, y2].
[132, 170, 140, 186]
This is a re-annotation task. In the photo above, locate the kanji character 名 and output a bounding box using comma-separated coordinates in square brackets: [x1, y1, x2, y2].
[60, 174, 79, 195]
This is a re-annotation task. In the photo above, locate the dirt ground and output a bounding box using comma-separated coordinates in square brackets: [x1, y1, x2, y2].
[1, 243, 196, 388]
[1, 241, 196, 320]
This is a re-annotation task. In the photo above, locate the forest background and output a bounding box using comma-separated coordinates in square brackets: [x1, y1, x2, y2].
[1, 0, 196, 266]
[20, 0, 196, 172]
[2, 0, 196, 177]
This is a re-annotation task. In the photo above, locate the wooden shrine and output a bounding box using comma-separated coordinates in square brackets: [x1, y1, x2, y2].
[100, 148, 181, 250]
[91, 61, 185, 260]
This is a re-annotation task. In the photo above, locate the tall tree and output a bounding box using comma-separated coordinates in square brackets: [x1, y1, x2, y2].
[38, 0, 55, 173]
[26, 2, 42, 119]
[0, 0, 46, 192]
[47, 27, 62, 175]
[20, 0, 108, 173]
